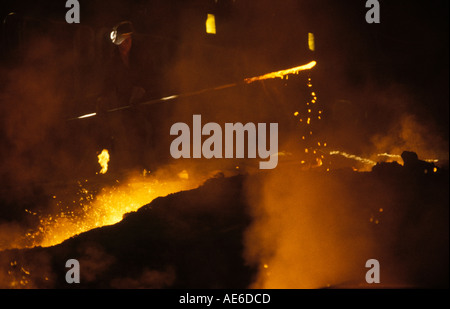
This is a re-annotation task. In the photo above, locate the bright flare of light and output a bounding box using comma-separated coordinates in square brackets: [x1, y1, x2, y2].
[97, 149, 110, 174]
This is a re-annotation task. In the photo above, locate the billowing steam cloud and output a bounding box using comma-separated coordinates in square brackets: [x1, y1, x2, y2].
[243, 164, 448, 288]
[243, 169, 378, 288]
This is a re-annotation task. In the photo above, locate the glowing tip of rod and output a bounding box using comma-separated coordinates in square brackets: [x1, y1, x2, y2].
[78, 113, 97, 119]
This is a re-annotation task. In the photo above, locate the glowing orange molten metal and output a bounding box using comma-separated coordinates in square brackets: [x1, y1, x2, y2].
[244, 61, 317, 84]
[23, 169, 202, 248]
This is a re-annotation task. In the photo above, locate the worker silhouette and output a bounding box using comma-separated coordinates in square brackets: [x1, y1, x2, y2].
[97, 21, 155, 173]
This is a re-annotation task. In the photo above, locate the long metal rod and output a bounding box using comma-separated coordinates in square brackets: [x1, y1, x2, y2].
[68, 60, 316, 121]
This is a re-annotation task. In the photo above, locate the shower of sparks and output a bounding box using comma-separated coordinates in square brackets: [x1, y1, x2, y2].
[23, 172, 203, 248]
[291, 73, 329, 169]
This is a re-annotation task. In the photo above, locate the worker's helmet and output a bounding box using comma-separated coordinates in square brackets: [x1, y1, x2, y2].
[110, 21, 134, 45]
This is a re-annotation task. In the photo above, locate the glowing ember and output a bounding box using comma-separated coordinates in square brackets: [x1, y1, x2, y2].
[97, 149, 110, 174]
